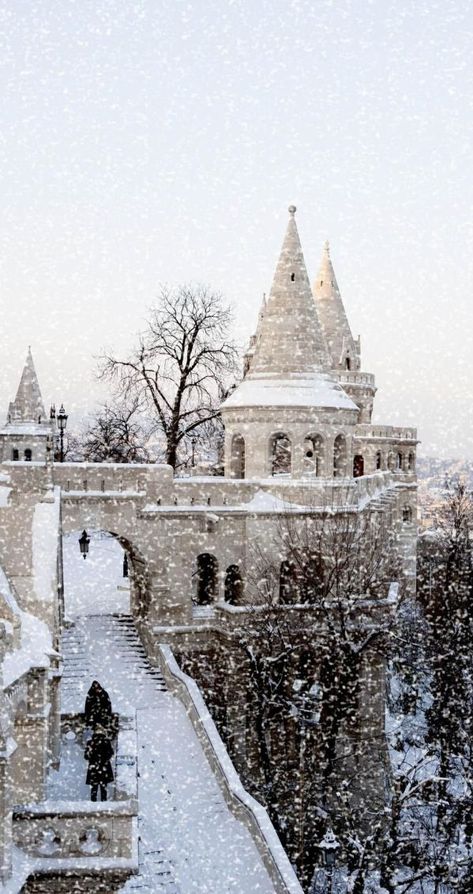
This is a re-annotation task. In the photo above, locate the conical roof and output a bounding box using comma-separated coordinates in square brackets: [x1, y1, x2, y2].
[222, 209, 357, 412]
[250, 206, 330, 376]
[313, 241, 360, 370]
[7, 349, 47, 424]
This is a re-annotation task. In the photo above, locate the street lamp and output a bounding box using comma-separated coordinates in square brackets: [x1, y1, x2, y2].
[56, 404, 68, 462]
[78, 530, 90, 559]
[317, 829, 340, 893]
[191, 436, 197, 468]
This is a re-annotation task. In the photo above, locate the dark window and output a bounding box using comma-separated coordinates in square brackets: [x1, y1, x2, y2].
[11, 449, 19, 461]
[224, 565, 243, 605]
[290, 272, 295, 281]
[353, 455, 364, 478]
[24, 449, 32, 462]
[195, 554, 218, 605]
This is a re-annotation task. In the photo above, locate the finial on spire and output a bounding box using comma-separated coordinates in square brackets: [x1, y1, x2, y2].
[324, 240, 330, 256]
[288, 205, 297, 215]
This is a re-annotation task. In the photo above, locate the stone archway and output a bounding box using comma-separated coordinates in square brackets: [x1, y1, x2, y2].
[61, 530, 151, 620]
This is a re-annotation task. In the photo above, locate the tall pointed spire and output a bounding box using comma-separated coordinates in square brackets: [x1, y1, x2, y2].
[7, 349, 47, 424]
[313, 242, 360, 371]
[249, 206, 330, 376]
[221, 208, 356, 415]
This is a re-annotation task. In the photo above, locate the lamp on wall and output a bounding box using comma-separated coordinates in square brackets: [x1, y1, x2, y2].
[78, 530, 90, 559]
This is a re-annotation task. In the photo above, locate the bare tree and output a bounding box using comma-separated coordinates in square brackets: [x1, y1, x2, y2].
[99, 284, 238, 469]
[81, 398, 150, 463]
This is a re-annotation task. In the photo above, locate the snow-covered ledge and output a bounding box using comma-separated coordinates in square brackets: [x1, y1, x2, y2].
[158, 644, 304, 894]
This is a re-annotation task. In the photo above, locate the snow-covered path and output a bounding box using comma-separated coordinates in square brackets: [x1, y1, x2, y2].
[58, 612, 276, 893]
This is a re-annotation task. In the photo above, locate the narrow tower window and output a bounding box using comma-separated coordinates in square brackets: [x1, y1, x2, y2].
[290, 273, 295, 282]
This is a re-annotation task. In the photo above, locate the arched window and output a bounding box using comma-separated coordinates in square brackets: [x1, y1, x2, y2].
[195, 554, 218, 605]
[402, 506, 413, 523]
[353, 454, 364, 478]
[408, 452, 415, 472]
[224, 565, 243, 605]
[333, 434, 347, 478]
[279, 560, 298, 604]
[11, 449, 19, 461]
[231, 435, 245, 479]
[290, 272, 295, 282]
[270, 433, 292, 476]
[345, 356, 351, 370]
[387, 453, 396, 471]
[397, 452, 403, 470]
[375, 451, 382, 470]
[303, 434, 324, 477]
[24, 449, 32, 462]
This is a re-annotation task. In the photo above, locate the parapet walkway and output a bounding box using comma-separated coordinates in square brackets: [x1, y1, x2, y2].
[59, 614, 276, 893]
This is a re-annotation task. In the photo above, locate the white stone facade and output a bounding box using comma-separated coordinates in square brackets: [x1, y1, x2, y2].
[0, 206, 417, 888]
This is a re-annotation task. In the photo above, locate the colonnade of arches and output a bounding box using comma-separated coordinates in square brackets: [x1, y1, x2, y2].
[229, 432, 415, 479]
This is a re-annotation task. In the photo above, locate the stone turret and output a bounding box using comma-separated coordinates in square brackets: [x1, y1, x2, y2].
[313, 243, 376, 424]
[221, 208, 359, 479]
[0, 349, 53, 463]
[313, 241, 360, 372]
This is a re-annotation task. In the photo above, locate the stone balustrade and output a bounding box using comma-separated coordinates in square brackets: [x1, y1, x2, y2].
[158, 644, 304, 894]
[13, 800, 138, 873]
[12, 711, 138, 879]
[355, 423, 417, 442]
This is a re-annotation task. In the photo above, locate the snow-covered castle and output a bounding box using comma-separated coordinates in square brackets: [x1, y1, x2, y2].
[0, 207, 417, 891]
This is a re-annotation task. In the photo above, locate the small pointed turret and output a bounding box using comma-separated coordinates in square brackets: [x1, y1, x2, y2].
[7, 348, 46, 424]
[249, 206, 330, 375]
[313, 241, 360, 371]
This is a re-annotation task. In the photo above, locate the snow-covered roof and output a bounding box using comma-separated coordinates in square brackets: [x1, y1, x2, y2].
[221, 372, 358, 411]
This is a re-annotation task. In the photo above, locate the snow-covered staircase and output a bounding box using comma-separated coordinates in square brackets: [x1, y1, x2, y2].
[59, 613, 276, 893]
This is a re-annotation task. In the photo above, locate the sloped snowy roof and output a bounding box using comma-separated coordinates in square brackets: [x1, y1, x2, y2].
[221, 372, 358, 411]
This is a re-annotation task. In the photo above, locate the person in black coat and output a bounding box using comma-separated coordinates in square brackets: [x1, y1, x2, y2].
[84, 729, 114, 801]
[84, 681, 112, 732]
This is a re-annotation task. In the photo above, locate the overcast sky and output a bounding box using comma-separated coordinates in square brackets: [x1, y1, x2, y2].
[1, 0, 472, 457]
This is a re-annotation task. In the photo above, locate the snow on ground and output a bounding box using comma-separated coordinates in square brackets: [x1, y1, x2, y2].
[63, 531, 130, 617]
[57, 535, 276, 893]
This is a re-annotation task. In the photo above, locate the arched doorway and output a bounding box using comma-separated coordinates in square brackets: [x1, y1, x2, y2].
[333, 434, 347, 477]
[224, 564, 243, 604]
[279, 560, 298, 604]
[195, 553, 219, 605]
[62, 530, 149, 618]
[231, 435, 246, 479]
[353, 455, 364, 478]
[303, 434, 324, 476]
[270, 433, 292, 476]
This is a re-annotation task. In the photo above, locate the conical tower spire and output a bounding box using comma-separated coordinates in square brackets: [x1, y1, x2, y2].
[7, 348, 46, 424]
[313, 241, 360, 371]
[249, 206, 330, 376]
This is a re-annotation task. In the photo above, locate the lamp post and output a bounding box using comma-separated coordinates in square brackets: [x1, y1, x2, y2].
[316, 829, 340, 894]
[78, 530, 90, 559]
[56, 404, 68, 462]
[191, 436, 197, 468]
